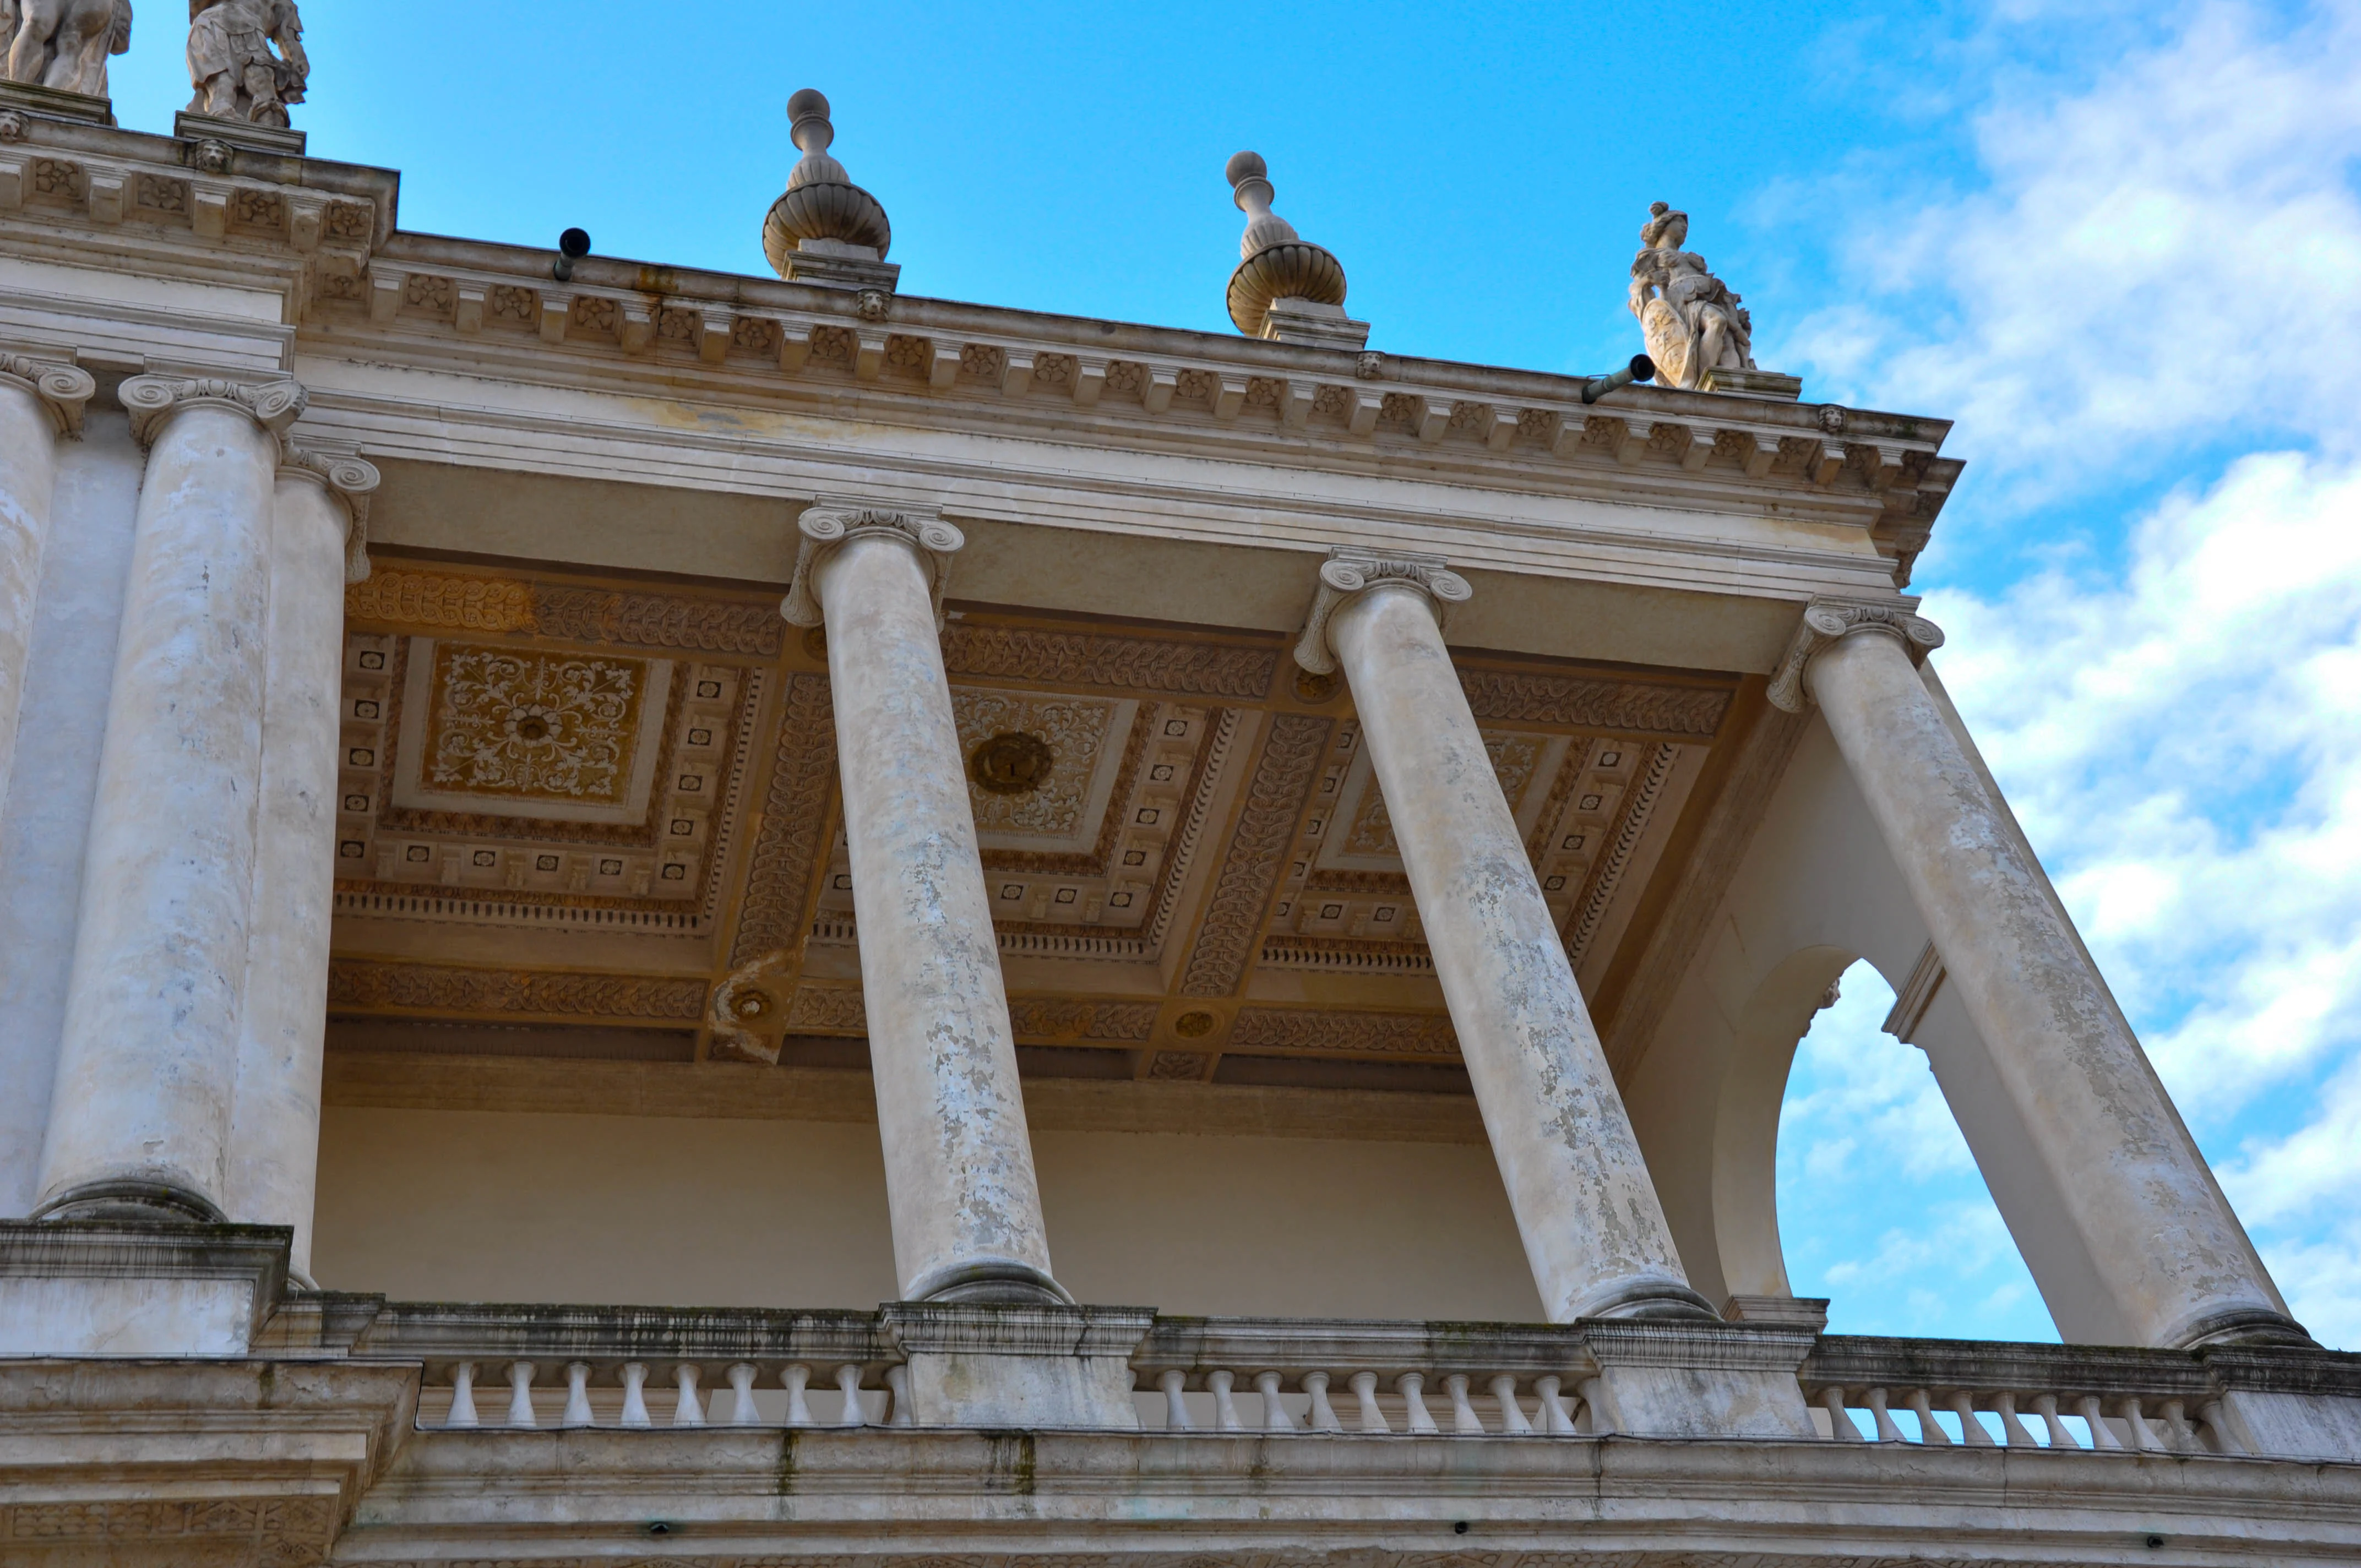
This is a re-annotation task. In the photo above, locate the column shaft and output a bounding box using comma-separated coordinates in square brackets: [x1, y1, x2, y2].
[803, 517, 1065, 1305]
[225, 460, 367, 1280]
[1328, 580, 1710, 1321]
[0, 359, 93, 820]
[1808, 624, 2303, 1347]
[36, 381, 298, 1221]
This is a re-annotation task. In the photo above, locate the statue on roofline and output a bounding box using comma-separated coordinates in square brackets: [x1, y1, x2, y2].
[1628, 202, 1756, 390]
[186, 0, 304, 127]
[0, 0, 132, 98]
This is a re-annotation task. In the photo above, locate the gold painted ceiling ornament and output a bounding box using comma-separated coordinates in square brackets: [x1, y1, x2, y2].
[969, 731, 1055, 796]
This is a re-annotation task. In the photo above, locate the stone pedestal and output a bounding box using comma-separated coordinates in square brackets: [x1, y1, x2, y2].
[1579, 1319, 1819, 1438]
[882, 1303, 1153, 1429]
[224, 452, 376, 1284]
[1299, 549, 1713, 1324]
[34, 376, 306, 1224]
[0, 1220, 290, 1355]
[782, 501, 1068, 1308]
[1784, 600, 2307, 1350]
[0, 355, 94, 822]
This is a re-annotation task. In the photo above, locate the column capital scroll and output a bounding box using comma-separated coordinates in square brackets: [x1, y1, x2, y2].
[1292, 547, 1472, 677]
[121, 374, 308, 449]
[1766, 596, 1945, 714]
[780, 498, 964, 630]
[278, 444, 382, 583]
[0, 352, 97, 438]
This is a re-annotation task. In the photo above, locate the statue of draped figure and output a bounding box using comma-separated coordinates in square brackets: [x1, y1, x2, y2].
[1627, 203, 1756, 391]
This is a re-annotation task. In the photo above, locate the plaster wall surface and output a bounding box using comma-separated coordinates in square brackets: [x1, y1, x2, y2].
[0, 413, 140, 1216]
[311, 1106, 1543, 1319]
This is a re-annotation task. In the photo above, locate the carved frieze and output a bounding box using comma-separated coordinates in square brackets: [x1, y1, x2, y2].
[1178, 714, 1331, 997]
[728, 672, 839, 967]
[326, 960, 708, 1020]
[346, 568, 781, 656]
[1228, 1006, 1461, 1059]
[1458, 668, 1731, 738]
[944, 623, 1278, 700]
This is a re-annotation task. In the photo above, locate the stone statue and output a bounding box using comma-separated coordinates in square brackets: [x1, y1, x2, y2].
[185, 0, 304, 127]
[1627, 202, 1756, 390]
[0, 0, 132, 97]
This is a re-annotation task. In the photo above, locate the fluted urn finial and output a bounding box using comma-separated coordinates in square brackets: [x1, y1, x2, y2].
[763, 89, 900, 294]
[1223, 151, 1367, 349]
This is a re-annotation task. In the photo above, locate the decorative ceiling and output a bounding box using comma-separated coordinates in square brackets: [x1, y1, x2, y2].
[328, 556, 1743, 1098]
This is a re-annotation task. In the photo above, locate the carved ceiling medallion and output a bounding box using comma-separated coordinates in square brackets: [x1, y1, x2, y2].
[969, 731, 1055, 796]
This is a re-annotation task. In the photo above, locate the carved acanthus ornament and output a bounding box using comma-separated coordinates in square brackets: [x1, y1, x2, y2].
[278, 444, 378, 582]
[1292, 547, 1473, 677]
[119, 373, 306, 445]
[0, 353, 96, 437]
[1765, 597, 1946, 714]
[780, 500, 963, 630]
[708, 947, 798, 1064]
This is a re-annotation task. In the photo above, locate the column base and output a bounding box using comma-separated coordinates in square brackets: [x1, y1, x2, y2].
[30, 1178, 226, 1224]
[1567, 1273, 1722, 1322]
[881, 1302, 1156, 1429]
[905, 1259, 1076, 1308]
[2170, 1304, 2319, 1351]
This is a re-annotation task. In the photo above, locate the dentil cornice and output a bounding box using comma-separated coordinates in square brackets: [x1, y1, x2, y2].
[1766, 596, 1946, 713]
[1292, 546, 1473, 676]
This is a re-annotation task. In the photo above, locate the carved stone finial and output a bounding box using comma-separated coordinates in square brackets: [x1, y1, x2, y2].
[1223, 150, 1367, 349]
[1628, 202, 1762, 391]
[763, 89, 898, 294]
[119, 373, 307, 447]
[1765, 598, 1946, 713]
[186, 0, 308, 128]
[1, 0, 131, 99]
[0, 353, 97, 437]
[780, 499, 963, 631]
[1292, 547, 1472, 677]
[279, 444, 379, 582]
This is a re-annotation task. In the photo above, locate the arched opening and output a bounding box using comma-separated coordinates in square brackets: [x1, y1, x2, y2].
[1775, 958, 2052, 1343]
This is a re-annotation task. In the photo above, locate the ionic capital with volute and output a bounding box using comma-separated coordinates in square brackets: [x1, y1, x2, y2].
[1291, 547, 1473, 677]
[0, 353, 97, 438]
[1765, 596, 1946, 714]
[120, 374, 308, 448]
[278, 444, 381, 583]
[779, 499, 964, 629]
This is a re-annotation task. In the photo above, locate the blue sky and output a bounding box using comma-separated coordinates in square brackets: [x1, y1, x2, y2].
[103, 2, 2361, 1344]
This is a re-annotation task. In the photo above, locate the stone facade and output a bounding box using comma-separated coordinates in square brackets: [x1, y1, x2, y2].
[0, 68, 2353, 1568]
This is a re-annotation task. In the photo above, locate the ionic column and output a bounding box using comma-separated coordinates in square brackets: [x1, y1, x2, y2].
[1774, 599, 2308, 1348]
[0, 353, 96, 819]
[34, 375, 306, 1223]
[781, 502, 1068, 1305]
[225, 449, 377, 1282]
[1298, 551, 1714, 1322]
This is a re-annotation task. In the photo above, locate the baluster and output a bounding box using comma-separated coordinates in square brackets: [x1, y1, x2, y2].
[781, 1364, 815, 1427]
[1348, 1370, 1388, 1434]
[886, 1364, 915, 1428]
[1949, 1391, 1995, 1446]
[1443, 1373, 1485, 1434]
[835, 1363, 867, 1428]
[2197, 1398, 2243, 1455]
[1907, 1389, 1949, 1444]
[1488, 1375, 1533, 1435]
[672, 1364, 705, 1428]
[1398, 1372, 1438, 1434]
[726, 1363, 761, 1426]
[1534, 1375, 1576, 1436]
[1994, 1391, 2040, 1446]
[2031, 1392, 2075, 1449]
[506, 1361, 538, 1428]
[1303, 1371, 1342, 1433]
[620, 1362, 652, 1429]
[1158, 1369, 1193, 1432]
[562, 1362, 594, 1428]
[2123, 1397, 2163, 1451]
[2158, 1399, 2195, 1452]
[1254, 1371, 1299, 1432]
[1865, 1387, 1905, 1443]
[1577, 1376, 1612, 1436]
[1819, 1386, 1861, 1441]
[445, 1362, 480, 1429]
[2076, 1395, 2124, 1450]
[1209, 1369, 1244, 1433]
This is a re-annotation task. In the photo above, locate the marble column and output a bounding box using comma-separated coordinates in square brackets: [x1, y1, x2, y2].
[1299, 551, 1715, 1322]
[225, 450, 377, 1282]
[34, 375, 306, 1223]
[781, 502, 1069, 1305]
[1777, 599, 2309, 1348]
[0, 353, 96, 821]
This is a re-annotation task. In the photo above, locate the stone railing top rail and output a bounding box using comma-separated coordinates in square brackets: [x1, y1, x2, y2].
[1805, 1332, 2361, 1402]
